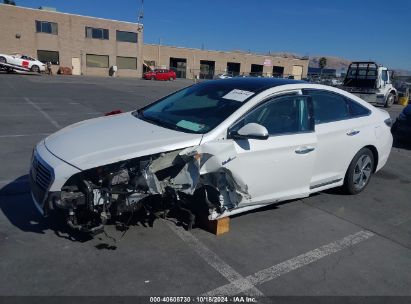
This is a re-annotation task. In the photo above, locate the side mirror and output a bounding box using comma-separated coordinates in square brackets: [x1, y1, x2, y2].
[230, 123, 269, 140]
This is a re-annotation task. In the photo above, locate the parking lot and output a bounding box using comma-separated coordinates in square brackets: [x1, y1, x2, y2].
[0, 73, 411, 297]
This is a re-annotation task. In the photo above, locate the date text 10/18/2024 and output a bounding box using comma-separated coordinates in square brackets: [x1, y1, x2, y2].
[149, 296, 258, 303]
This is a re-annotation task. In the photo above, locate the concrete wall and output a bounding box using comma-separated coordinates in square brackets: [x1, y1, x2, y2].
[0, 4, 143, 77]
[0, 4, 308, 79]
[143, 44, 309, 79]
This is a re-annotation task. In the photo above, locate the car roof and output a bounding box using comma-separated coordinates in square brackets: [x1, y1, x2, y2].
[201, 77, 305, 93]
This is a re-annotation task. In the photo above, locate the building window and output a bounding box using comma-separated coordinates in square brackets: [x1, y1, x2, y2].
[85, 27, 109, 40]
[37, 50, 59, 65]
[116, 30, 138, 43]
[86, 54, 109, 68]
[117, 56, 137, 70]
[35, 20, 58, 35]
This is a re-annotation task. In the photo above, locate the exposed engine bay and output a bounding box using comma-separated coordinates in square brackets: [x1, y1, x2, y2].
[52, 145, 250, 234]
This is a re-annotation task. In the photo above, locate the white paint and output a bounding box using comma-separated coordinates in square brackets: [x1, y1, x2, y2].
[44, 112, 203, 170]
[222, 89, 254, 102]
[164, 220, 264, 297]
[204, 230, 374, 296]
[25, 97, 61, 129]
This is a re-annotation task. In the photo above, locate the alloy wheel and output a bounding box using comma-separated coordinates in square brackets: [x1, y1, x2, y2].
[353, 155, 372, 190]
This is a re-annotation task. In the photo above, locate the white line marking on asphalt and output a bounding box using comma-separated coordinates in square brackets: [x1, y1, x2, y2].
[24, 97, 61, 129]
[204, 230, 375, 296]
[0, 133, 50, 138]
[164, 220, 264, 297]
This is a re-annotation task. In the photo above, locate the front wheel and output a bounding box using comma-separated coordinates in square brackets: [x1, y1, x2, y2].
[0, 56, 6, 64]
[150, 76, 155, 80]
[384, 93, 395, 108]
[343, 148, 374, 195]
[31, 65, 40, 73]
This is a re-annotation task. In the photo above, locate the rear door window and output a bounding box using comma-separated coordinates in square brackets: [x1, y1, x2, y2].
[346, 99, 371, 117]
[303, 90, 349, 124]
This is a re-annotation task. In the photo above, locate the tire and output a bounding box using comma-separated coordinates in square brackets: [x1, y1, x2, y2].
[343, 148, 374, 195]
[31, 65, 40, 73]
[150, 76, 155, 80]
[169, 77, 174, 81]
[0, 56, 6, 64]
[384, 93, 395, 108]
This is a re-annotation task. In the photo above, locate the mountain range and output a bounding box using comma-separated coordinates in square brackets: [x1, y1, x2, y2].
[308, 55, 411, 76]
[268, 52, 411, 76]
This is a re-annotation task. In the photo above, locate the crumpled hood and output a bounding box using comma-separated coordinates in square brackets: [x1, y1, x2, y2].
[44, 112, 203, 170]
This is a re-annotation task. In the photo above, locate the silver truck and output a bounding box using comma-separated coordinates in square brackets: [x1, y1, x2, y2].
[342, 62, 397, 108]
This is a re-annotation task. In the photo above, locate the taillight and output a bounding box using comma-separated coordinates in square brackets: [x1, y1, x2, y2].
[384, 118, 393, 127]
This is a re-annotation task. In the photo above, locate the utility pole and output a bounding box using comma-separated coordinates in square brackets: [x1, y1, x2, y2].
[137, 0, 144, 24]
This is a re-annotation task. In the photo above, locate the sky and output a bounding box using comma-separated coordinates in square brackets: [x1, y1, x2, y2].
[13, 0, 411, 70]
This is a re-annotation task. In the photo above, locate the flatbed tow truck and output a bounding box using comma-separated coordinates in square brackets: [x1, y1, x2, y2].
[341, 62, 397, 108]
[0, 62, 38, 74]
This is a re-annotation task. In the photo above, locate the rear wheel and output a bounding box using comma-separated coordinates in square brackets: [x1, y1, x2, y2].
[169, 77, 174, 81]
[150, 76, 155, 80]
[384, 93, 395, 108]
[31, 65, 40, 73]
[0, 56, 6, 64]
[343, 148, 374, 194]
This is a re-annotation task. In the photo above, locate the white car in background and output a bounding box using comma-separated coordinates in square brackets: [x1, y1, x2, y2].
[0, 53, 46, 73]
[29, 78, 393, 234]
[216, 73, 233, 79]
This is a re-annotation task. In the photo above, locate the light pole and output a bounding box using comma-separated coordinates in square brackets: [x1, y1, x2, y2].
[158, 38, 162, 68]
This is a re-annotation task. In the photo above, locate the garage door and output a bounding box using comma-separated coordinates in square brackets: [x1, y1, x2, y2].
[292, 65, 303, 80]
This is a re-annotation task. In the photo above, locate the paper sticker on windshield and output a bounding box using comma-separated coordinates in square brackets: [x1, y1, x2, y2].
[176, 120, 204, 132]
[222, 89, 254, 102]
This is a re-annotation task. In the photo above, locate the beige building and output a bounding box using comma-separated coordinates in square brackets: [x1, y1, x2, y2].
[143, 44, 309, 80]
[0, 4, 308, 79]
[0, 4, 143, 77]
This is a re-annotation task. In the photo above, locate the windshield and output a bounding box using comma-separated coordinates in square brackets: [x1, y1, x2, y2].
[135, 81, 259, 134]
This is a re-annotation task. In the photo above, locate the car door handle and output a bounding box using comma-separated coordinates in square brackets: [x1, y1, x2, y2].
[295, 146, 315, 154]
[347, 130, 360, 136]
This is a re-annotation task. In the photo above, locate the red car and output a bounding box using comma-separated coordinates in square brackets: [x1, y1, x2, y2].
[143, 69, 176, 81]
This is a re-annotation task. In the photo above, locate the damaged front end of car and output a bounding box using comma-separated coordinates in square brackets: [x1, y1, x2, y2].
[48, 144, 250, 234]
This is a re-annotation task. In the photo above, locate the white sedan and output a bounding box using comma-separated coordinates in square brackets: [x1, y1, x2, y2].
[0, 53, 46, 73]
[30, 78, 393, 233]
[216, 73, 233, 79]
